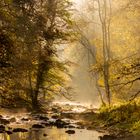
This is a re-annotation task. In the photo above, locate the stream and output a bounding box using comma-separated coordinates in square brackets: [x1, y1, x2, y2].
[0, 126, 140, 140]
[0, 103, 104, 140]
[0, 127, 103, 140]
[0, 103, 140, 140]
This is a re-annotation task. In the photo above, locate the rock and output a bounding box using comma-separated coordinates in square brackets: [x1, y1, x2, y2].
[0, 118, 10, 125]
[39, 116, 49, 121]
[9, 117, 16, 123]
[52, 108, 59, 113]
[33, 115, 49, 121]
[6, 130, 13, 135]
[0, 125, 5, 131]
[21, 118, 29, 121]
[61, 113, 74, 119]
[54, 119, 69, 128]
[87, 126, 94, 130]
[66, 125, 75, 128]
[43, 133, 48, 137]
[13, 128, 28, 133]
[0, 115, 3, 118]
[32, 124, 45, 128]
[65, 130, 75, 134]
[8, 127, 12, 130]
[77, 126, 84, 129]
[16, 122, 21, 124]
[51, 115, 59, 119]
[47, 121, 55, 126]
[41, 122, 51, 127]
[99, 135, 117, 140]
[0, 130, 4, 133]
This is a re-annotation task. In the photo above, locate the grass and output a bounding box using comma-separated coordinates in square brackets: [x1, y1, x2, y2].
[79, 101, 140, 137]
[102, 102, 140, 135]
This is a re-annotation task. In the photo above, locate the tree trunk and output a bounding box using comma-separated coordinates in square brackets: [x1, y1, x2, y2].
[98, 0, 111, 105]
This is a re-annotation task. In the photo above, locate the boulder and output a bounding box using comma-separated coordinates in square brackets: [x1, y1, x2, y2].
[99, 135, 117, 140]
[32, 124, 45, 128]
[0, 130, 4, 133]
[41, 122, 51, 127]
[54, 119, 69, 128]
[0, 125, 5, 131]
[33, 115, 49, 121]
[77, 126, 84, 129]
[13, 128, 28, 133]
[51, 115, 59, 119]
[43, 133, 48, 137]
[21, 118, 29, 121]
[65, 130, 75, 134]
[0, 118, 10, 125]
[9, 117, 16, 123]
[52, 107, 59, 113]
[0, 125, 5, 133]
[66, 125, 75, 128]
[39, 116, 49, 121]
[6, 130, 13, 135]
[87, 126, 94, 130]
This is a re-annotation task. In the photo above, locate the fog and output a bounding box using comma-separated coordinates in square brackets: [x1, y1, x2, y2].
[54, 0, 101, 108]
[69, 51, 100, 107]
[56, 43, 101, 108]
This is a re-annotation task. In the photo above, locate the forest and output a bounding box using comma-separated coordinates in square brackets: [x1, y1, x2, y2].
[0, 0, 140, 140]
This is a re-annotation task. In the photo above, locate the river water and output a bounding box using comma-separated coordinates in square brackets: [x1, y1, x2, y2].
[0, 127, 103, 140]
[0, 104, 140, 140]
[1, 127, 140, 140]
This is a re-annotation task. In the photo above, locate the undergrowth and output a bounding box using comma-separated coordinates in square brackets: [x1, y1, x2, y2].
[98, 101, 140, 135]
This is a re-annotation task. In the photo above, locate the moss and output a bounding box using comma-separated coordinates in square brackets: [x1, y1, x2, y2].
[96, 102, 140, 135]
[130, 121, 140, 135]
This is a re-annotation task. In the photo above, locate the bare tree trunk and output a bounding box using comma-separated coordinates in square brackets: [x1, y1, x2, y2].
[97, 0, 111, 105]
[32, 48, 44, 110]
[28, 69, 33, 101]
[94, 74, 106, 105]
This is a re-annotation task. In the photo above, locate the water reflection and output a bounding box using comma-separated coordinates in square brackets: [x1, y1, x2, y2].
[0, 128, 140, 140]
[0, 127, 102, 140]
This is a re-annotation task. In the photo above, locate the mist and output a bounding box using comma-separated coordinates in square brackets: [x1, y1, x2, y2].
[54, 0, 102, 107]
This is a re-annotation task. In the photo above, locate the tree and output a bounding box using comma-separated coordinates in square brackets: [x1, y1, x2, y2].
[75, 0, 112, 105]
[74, 0, 139, 105]
[0, 0, 73, 110]
[96, 0, 112, 105]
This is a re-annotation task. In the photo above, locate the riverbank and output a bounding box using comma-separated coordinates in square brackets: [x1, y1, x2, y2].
[0, 101, 140, 140]
[65, 101, 140, 139]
